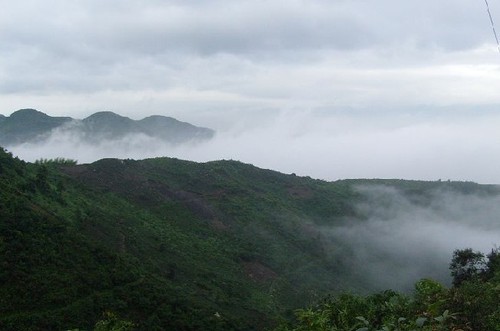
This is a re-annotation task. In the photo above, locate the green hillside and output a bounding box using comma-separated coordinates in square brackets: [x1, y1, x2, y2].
[0, 147, 498, 330]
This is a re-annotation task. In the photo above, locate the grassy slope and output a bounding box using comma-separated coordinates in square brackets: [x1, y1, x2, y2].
[1, 149, 498, 330]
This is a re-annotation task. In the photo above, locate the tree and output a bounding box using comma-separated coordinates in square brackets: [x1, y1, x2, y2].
[94, 312, 134, 331]
[35, 165, 49, 192]
[449, 248, 486, 287]
[484, 247, 500, 280]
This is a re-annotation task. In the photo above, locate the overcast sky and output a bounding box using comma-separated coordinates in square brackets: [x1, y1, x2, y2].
[2, 0, 500, 182]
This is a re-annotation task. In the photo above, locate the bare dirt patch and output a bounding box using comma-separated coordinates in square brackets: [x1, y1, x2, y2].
[242, 261, 278, 283]
[287, 186, 313, 199]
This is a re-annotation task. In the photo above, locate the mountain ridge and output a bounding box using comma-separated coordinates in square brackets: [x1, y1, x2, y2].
[0, 109, 72, 145]
[0, 109, 215, 146]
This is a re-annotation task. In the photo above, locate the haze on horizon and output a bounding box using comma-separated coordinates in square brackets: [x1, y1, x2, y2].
[5, 108, 500, 185]
[2, 0, 500, 183]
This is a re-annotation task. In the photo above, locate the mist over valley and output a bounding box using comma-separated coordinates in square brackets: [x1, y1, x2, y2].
[2, 0, 500, 328]
[2, 107, 499, 296]
[324, 183, 500, 291]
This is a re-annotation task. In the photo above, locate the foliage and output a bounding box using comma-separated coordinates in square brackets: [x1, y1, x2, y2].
[449, 248, 486, 286]
[276, 247, 500, 331]
[485, 247, 500, 280]
[35, 157, 77, 166]
[93, 312, 135, 331]
[0, 146, 498, 330]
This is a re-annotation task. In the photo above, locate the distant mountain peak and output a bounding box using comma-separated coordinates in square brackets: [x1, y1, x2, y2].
[0, 108, 215, 146]
[0, 109, 72, 145]
[141, 115, 176, 121]
[9, 109, 72, 123]
[85, 111, 128, 120]
[10, 108, 51, 119]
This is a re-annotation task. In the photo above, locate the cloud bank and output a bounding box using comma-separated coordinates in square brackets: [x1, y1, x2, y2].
[323, 185, 500, 292]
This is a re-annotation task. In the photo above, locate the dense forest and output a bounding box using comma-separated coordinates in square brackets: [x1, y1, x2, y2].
[0, 147, 498, 330]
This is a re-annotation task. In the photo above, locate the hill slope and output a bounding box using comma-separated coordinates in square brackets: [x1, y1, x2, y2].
[0, 148, 498, 330]
[0, 109, 214, 146]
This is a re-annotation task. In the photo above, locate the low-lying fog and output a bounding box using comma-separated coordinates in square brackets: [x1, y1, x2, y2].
[7, 109, 500, 184]
[324, 185, 500, 292]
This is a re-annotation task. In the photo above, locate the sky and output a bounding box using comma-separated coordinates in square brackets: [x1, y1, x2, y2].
[2, 0, 500, 183]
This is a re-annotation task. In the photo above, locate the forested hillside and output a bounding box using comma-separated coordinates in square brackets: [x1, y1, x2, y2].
[275, 247, 500, 330]
[0, 147, 498, 330]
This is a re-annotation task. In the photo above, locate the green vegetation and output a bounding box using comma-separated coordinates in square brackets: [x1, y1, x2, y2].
[275, 249, 500, 330]
[0, 147, 498, 330]
[35, 157, 78, 166]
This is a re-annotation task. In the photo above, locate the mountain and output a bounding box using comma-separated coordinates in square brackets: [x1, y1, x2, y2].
[81, 111, 139, 140]
[138, 115, 214, 143]
[0, 109, 72, 145]
[0, 109, 214, 146]
[0, 148, 498, 330]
